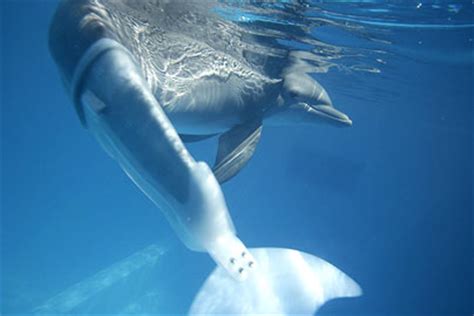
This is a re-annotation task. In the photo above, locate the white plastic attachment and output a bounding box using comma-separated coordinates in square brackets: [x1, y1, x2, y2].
[207, 233, 257, 281]
[179, 162, 257, 281]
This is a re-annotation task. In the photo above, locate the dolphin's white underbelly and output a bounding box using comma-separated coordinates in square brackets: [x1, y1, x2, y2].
[157, 75, 254, 135]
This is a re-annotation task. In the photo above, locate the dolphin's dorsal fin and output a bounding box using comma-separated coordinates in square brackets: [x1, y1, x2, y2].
[213, 119, 262, 183]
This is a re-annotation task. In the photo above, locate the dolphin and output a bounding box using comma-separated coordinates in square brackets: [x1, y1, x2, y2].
[49, 0, 360, 313]
[50, 0, 352, 184]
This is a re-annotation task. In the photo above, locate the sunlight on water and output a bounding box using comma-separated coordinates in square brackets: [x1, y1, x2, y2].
[34, 245, 164, 314]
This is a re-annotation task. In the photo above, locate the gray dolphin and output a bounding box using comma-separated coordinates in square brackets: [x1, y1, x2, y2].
[50, 0, 351, 184]
[49, 1, 360, 313]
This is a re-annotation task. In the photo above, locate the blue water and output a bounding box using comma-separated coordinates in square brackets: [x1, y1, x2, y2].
[1, 1, 472, 315]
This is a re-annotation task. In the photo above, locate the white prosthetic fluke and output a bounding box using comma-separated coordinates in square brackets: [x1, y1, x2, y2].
[190, 248, 362, 314]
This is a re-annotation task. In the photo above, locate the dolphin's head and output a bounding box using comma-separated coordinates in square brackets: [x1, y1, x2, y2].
[267, 72, 352, 127]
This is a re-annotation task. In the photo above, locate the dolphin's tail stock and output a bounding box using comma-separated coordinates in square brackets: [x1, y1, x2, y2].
[190, 248, 362, 315]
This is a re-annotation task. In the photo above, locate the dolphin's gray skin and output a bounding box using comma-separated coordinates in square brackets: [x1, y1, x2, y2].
[50, 0, 351, 184]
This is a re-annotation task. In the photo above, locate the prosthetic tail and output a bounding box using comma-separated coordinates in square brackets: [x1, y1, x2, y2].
[73, 39, 255, 281]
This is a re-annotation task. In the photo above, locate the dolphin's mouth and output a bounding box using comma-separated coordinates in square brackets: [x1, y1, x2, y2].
[309, 104, 353, 126]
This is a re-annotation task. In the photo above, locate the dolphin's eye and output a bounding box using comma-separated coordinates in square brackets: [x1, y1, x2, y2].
[289, 91, 298, 98]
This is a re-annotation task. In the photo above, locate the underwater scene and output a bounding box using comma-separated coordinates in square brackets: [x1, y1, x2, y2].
[1, 0, 472, 315]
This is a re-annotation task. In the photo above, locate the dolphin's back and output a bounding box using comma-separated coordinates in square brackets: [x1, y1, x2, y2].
[102, 1, 281, 109]
[51, 0, 281, 111]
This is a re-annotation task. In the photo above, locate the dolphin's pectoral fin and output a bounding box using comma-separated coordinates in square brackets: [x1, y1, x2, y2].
[212, 119, 263, 183]
[179, 133, 217, 143]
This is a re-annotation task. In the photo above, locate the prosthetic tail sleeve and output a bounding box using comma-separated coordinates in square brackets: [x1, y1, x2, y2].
[74, 38, 255, 281]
